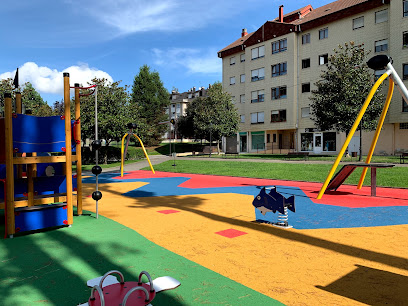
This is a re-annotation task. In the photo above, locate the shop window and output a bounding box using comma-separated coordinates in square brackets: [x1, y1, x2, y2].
[323, 132, 336, 151]
[301, 133, 313, 151]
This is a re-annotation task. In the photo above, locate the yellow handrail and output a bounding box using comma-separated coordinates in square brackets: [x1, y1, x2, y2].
[357, 78, 394, 189]
[316, 71, 390, 199]
[121, 133, 155, 177]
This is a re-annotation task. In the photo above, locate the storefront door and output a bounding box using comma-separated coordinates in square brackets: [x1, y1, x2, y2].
[313, 132, 323, 154]
[240, 135, 247, 152]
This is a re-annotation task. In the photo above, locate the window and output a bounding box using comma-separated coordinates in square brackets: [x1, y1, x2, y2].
[302, 58, 310, 69]
[404, 32, 408, 48]
[240, 115, 245, 123]
[301, 133, 313, 151]
[375, 9, 388, 23]
[251, 46, 265, 60]
[400, 123, 408, 129]
[273, 134, 277, 143]
[230, 77, 235, 85]
[375, 39, 388, 52]
[251, 90, 265, 103]
[404, 0, 408, 17]
[353, 16, 364, 29]
[302, 33, 310, 44]
[271, 62, 287, 77]
[188, 93, 192, 99]
[251, 132, 265, 150]
[402, 98, 408, 112]
[230, 57, 235, 65]
[302, 83, 311, 93]
[271, 110, 286, 122]
[240, 53, 245, 62]
[240, 94, 245, 103]
[323, 132, 336, 151]
[271, 86, 287, 100]
[251, 112, 264, 124]
[251, 68, 265, 81]
[319, 54, 328, 65]
[301, 107, 310, 118]
[240, 74, 245, 83]
[319, 28, 328, 40]
[267, 134, 271, 143]
[403, 64, 408, 80]
[272, 38, 287, 54]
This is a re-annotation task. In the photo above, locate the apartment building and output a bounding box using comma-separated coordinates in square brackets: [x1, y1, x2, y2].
[165, 86, 209, 140]
[218, 0, 408, 155]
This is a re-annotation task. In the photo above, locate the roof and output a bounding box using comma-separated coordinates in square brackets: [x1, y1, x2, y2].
[292, 0, 368, 25]
[218, 0, 388, 58]
[218, 32, 254, 53]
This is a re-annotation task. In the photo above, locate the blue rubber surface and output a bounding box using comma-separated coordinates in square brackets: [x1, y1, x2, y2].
[83, 174, 408, 230]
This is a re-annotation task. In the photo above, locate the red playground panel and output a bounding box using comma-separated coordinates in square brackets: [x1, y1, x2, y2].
[157, 209, 180, 214]
[215, 229, 248, 238]
[88, 282, 156, 306]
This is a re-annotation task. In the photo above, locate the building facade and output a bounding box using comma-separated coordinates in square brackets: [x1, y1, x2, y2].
[165, 86, 209, 141]
[218, 0, 408, 155]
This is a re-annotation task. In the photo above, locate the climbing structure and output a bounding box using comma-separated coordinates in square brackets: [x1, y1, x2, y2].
[0, 73, 82, 238]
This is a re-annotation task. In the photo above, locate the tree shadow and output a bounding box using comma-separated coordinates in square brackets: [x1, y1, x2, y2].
[0, 212, 185, 305]
[126, 193, 408, 272]
[316, 264, 408, 304]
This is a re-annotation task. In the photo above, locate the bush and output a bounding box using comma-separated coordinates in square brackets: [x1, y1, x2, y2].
[81, 146, 145, 165]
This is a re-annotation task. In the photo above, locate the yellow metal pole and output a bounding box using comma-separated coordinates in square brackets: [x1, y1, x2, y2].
[357, 78, 394, 189]
[121, 133, 128, 177]
[74, 84, 83, 215]
[4, 93, 15, 236]
[133, 134, 155, 174]
[317, 72, 390, 199]
[63, 73, 73, 225]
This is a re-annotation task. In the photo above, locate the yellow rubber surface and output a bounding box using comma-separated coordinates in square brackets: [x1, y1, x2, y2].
[82, 182, 408, 305]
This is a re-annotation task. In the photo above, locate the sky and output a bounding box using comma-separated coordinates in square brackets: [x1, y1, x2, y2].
[0, 0, 333, 105]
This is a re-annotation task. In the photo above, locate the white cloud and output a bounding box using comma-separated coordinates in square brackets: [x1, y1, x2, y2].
[152, 48, 221, 75]
[67, 0, 238, 34]
[0, 62, 113, 94]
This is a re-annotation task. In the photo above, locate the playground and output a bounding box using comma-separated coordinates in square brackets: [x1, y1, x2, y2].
[1, 55, 408, 305]
[1, 169, 408, 305]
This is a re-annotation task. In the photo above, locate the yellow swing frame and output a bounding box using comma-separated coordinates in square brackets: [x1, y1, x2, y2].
[317, 56, 408, 199]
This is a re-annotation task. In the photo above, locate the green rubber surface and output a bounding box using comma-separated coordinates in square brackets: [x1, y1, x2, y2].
[0, 210, 284, 305]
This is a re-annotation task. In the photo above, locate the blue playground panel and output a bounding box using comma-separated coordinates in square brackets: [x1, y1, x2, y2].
[14, 203, 68, 233]
[83, 174, 408, 230]
[11, 114, 76, 153]
[0, 175, 77, 199]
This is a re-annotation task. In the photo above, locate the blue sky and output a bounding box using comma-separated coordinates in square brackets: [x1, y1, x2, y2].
[0, 0, 332, 104]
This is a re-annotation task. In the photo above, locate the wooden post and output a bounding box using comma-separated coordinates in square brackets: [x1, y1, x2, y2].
[15, 92, 23, 179]
[4, 93, 15, 236]
[64, 73, 73, 225]
[74, 83, 83, 215]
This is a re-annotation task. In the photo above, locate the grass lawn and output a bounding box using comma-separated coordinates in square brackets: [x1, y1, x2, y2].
[148, 160, 408, 188]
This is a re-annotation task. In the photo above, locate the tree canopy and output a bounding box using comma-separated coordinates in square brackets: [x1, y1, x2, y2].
[310, 42, 384, 134]
[177, 82, 239, 142]
[0, 79, 52, 116]
[130, 65, 169, 146]
[79, 78, 131, 145]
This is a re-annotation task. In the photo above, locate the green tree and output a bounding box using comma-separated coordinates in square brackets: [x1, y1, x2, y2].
[0, 79, 52, 116]
[79, 78, 131, 148]
[310, 42, 384, 137]
[0, 78, 14, 114]
[131, 65, 169, 146]
[178, 82, 239, 150]
[21, 83, 52, 116]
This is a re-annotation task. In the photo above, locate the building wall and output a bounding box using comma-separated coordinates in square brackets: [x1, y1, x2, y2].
[221, 0, 408, 155]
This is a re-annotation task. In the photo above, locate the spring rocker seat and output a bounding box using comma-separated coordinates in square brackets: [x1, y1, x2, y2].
[78, 270, 180, 306]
